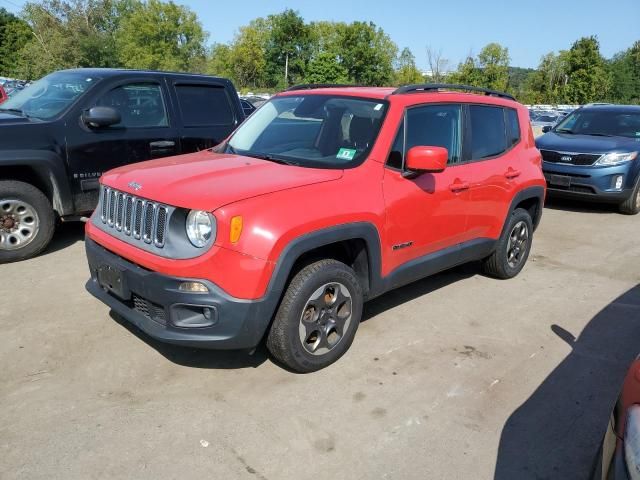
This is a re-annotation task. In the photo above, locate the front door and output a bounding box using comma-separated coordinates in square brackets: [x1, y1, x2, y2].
[383, 103, 473, 273]
[66, 79, 179, 213]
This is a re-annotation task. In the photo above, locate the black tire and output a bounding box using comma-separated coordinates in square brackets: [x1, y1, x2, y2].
[619, 179, 640, 215]
[482, 208, 534, 279]
[0, 180, 56, 263]
[266, 259, 364, 373]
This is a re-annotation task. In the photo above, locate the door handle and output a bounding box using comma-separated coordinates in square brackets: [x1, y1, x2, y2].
[448, 181, 470, 193]
[150, 140, 176, 149]
[504, 169, 521, 179]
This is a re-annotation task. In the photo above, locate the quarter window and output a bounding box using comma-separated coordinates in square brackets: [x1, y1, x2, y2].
[97, 83, 168, 128]
[175, 85, 234, 127]
[469, 105, 507, 159]
[506, 108, 521, 146]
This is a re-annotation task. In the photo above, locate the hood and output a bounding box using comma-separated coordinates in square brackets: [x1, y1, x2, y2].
[102, 150, 344, 211]
[536, 132, 640, 154]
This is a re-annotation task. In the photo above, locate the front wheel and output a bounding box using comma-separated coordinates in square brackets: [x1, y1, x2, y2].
[0, 180, 56, 263]
[619, 180, 640, 215]
[266, 259, 363, 373]
[482, 208, 534, 279]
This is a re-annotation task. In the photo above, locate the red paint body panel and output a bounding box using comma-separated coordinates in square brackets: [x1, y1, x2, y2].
[88, 87, 545, 300]
[0, 86, 7, 104]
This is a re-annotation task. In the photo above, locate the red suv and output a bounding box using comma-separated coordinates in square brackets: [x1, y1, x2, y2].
[85, 83, 545, 372]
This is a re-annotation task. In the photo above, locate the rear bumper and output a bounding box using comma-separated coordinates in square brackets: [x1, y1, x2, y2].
[85, 238, 276, 349]
[543, 162, 637, 203]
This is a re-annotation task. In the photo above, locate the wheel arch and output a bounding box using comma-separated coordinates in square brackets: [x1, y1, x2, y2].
[0, 151, 74, 216]
[506, 186, 545, 232]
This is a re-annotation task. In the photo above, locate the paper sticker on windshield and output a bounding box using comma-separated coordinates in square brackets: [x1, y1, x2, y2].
[337, 148, 357, 161]
[374, 103, 383, 111]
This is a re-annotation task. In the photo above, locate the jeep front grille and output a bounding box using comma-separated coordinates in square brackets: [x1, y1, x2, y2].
[99, 186, 168, 248]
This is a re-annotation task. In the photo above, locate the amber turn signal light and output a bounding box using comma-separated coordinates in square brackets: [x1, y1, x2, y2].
[230, 216, 243, 243]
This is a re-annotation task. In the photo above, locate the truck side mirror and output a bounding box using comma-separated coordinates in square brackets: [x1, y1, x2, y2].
[82, 106, 121, 128]
[542, 125, 552, 133]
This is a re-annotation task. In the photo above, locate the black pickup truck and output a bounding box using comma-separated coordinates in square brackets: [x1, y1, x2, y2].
[0, 68, 244, 262]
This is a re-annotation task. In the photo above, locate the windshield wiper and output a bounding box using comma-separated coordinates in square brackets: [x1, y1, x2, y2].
[244, 151, 298, 166]
[585, 133, 614, 137]
[555, 128, 574, 134]
[0, 108, 28, 118]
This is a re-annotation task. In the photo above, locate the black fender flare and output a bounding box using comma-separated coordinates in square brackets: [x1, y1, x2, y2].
[0, 150, 73, 215]
[504, 185, 546, 233]
[264, 222, 384, 304]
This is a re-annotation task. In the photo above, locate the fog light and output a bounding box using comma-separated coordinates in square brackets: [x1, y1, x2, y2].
[178, 282, 209, 293]
[614, 175, 624, 190]
[203, 307, 213, 320]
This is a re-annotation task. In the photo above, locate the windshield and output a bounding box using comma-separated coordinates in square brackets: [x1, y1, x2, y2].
[555, 109, 640, 138]
[225, 94, 388, 168]
[0, 71, 100, 120]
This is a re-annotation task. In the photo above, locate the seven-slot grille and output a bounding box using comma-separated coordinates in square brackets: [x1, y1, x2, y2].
[540, 150, 602, 166]
[100, 186, 168, 248]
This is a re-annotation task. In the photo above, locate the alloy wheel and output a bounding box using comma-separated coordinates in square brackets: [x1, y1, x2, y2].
[506, 220, 529, 269]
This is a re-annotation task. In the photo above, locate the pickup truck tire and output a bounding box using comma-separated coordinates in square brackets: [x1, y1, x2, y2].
[0, 180, 55, 263]
[266, 259, 364, 373]
[482, 208, 533, 279]
[619, 179, 640, 215]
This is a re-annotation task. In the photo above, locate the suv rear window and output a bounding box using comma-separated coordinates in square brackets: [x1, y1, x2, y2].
[506, 108, 520, 146]
[470, 105, 507, 160]
[175, 85, 234, 127]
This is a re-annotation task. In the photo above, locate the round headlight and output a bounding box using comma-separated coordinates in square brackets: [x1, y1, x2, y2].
[186, 210, 215, 248]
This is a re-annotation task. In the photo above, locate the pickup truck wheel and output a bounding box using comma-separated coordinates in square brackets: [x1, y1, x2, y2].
[619, 180, 640, 215]
[0, 181, 55, 263]
[482, 208, 533, 279]
[266, 259, 363, 373]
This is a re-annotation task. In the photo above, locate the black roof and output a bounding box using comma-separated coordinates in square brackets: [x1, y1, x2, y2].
[56, 68, 228, 81]
[580, 104, 640, 113]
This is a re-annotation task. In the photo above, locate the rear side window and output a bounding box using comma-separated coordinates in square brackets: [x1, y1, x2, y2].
[506, 108, 521, 146]
[469, 105, 507, 159]
[175, 85, 234, 127]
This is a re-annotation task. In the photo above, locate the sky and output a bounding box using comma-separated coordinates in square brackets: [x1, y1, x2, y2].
[2, 0, 638, 69]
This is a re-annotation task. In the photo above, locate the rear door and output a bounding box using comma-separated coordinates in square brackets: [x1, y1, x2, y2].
[382, 103, 473, 272]
[465, 104, 521, 239]
[65, 76, 179, 212]
[168, 79, 243, 153]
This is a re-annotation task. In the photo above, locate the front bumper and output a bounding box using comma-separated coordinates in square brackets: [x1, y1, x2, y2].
[543, 162, 637, 203]
[85, 238, 275, 349]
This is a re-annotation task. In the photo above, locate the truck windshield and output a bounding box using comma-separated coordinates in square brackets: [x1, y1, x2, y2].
[226, 94, 388, 168]
[0, 71, 100, 120]
[555, 109, 640, 138]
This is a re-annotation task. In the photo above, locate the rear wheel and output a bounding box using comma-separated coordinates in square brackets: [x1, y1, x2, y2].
[619, 179, 640, 215]
[266, 259, 363, 373]
[482, 208, 533, 279]
[0, 180, 55, 263]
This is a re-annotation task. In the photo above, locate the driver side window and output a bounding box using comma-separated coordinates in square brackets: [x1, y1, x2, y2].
[96, 83, 168, 128]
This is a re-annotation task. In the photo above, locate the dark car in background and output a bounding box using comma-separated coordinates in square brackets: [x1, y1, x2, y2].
[536, 105, 640, 214]
[0, 68, 244, 263]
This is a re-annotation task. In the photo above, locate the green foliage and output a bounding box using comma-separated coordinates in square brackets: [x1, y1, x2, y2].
[608, 41, 640, 104]
[305, 51, 349, 84]
[477, 43, 510, 91]
[116, 0, 206, 72]
[266, 9, 309, 87]
[563, 36, 610, 104]
[0, 8, 31, 77]
[394, 47, 424, 86]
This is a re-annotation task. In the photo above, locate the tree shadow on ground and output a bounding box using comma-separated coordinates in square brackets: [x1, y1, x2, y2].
[545, 196, 621, 215]
[494, 284, 640, 479]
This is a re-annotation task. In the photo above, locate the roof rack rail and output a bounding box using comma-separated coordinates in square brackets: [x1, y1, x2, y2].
[285, 83, 363, 91]
[392, 83, 515, 101]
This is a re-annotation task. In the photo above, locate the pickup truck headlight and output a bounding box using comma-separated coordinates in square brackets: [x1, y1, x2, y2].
[595, 152, 638, 166]
[625, 405, 640, 480]
[186, 210, 215, 248]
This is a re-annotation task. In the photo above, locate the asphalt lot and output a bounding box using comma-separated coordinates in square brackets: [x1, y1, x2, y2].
[1, 198, 639, 480]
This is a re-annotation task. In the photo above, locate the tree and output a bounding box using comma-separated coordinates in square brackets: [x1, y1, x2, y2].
[116, 0, 206, 72]
[608, 41, 640, 104]
[477, 42, 510, 91]
[449, 53, 483, 87]
[305, 51, 349, 84]
[225, 18, 270, 88]
[564, 36, 610, 104]
[266, 9, 309, 87]
[0, 8, 31, 77]
[337, 21, 397, 86]
[425, 46, 449, 82]
[394, 47, 423, 85]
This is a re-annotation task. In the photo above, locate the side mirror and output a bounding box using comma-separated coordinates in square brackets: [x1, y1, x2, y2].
[542, 125, 553, 133]
[82, 106, 121, 128]
[404, 146, 448, 177]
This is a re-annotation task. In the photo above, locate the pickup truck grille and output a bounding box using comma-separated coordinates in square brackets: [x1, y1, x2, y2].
[100, 186, 168, 248]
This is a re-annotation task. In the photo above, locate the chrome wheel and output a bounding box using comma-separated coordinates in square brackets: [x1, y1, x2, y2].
[298, 282, 353, 356]
[0, 199, 40, 251]
[506, 220, 529, 269]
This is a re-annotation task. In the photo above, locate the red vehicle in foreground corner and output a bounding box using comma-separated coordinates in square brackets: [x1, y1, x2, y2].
[85, 83, 546, 372]
[0, 85, 8, 104]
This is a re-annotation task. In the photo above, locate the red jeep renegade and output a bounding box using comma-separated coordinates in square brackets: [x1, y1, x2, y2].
[85, 83, 545, 372]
